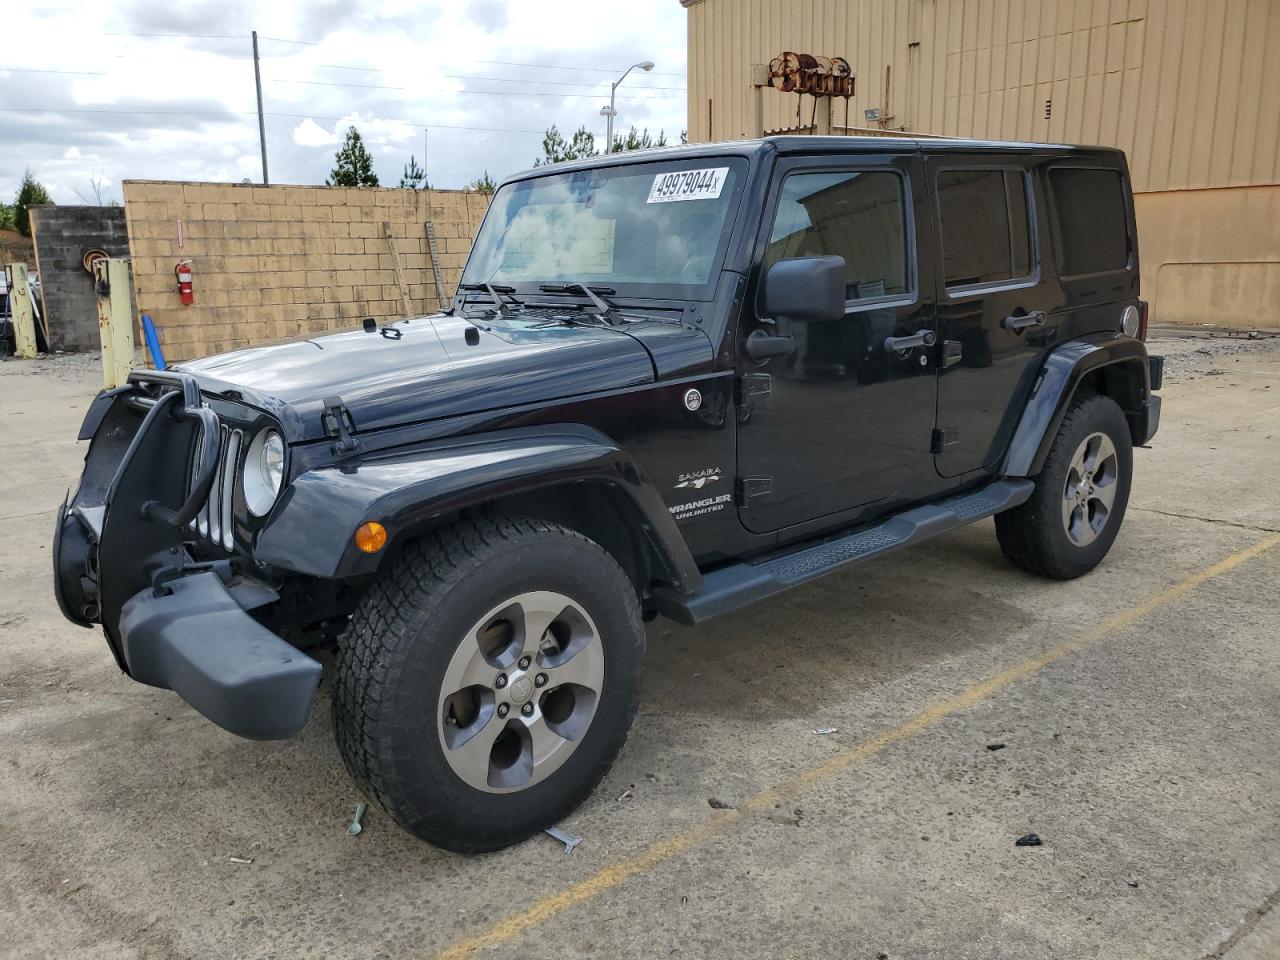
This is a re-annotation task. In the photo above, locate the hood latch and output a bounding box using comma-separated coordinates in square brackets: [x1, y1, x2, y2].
[322, 396, 361, 456]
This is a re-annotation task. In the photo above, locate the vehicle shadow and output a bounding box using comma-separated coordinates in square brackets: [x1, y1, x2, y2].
[641, 531, 1035, 724]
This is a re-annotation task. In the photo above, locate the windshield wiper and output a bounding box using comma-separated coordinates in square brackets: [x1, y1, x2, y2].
[538, 282, 622, 326]
[458, 281, 520, 317]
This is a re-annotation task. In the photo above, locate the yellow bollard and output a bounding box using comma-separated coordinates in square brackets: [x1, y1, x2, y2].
[94, 258, 135, 388]
[6, 263, 38, 359]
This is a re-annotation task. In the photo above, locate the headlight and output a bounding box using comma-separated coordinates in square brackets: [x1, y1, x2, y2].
[243, 429, 285, 517]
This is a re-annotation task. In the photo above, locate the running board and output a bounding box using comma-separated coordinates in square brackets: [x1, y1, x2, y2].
[651, 479, 1034, 625]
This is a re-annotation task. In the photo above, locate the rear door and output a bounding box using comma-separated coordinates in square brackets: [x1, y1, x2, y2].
[928, 154, 1055, 477]
[735, 150, 938, 534]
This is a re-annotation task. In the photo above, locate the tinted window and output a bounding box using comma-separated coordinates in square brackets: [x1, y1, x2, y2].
[766, 170, 909, 302]
[937, 169, 1032, 287]
[1049, 168, 1129, 275]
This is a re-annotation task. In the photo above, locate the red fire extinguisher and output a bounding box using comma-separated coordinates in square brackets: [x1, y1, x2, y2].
[175, 260, 194, 305]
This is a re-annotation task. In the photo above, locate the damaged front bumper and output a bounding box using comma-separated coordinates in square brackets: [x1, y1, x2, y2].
[53, 370, 320, 740]
[118, 571, 321, 739]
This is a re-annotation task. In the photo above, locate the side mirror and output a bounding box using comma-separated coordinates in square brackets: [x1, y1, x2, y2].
[747, 255, 847, 361]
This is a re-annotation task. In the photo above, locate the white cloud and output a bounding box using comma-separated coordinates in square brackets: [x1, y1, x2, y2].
[0, 0, 689, 203]
[292, 117, 338, 147]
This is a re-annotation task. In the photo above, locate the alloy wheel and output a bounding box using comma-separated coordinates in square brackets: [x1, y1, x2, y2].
[436, 591, 605, 793]
[1061, 431, 1119, 547]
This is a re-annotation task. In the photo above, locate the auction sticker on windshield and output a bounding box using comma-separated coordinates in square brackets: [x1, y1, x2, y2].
[647, 167, 729, 203]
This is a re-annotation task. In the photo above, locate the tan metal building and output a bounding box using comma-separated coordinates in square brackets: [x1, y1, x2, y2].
[681, 0, 1280, 328]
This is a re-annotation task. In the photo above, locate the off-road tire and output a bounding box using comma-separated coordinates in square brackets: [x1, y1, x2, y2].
[333, 514, 644, 852]
[995, 392, 1133, 579]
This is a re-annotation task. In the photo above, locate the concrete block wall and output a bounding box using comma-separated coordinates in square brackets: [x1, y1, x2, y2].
[29, 205, 131, 352]
[121, 181, 489, 363]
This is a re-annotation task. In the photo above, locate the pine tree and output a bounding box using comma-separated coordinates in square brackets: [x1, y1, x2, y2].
[399, 154, 427, 190]
[14, 169, 52, 237]
[534, 124, 598, 166]
[327, 127, 379, 187]
[610, 127, 669, 153]
[467, 170, 497, 195]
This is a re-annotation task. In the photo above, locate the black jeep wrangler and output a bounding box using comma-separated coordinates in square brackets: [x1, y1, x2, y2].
[54, 137, 1161, 851]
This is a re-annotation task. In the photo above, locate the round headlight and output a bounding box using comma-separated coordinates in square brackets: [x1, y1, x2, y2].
[244, 429, 285, 517]
[1121, 304, 1141, 338]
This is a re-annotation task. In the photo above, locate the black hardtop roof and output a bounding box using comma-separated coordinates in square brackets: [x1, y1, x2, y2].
[502, 135, 1125, 185]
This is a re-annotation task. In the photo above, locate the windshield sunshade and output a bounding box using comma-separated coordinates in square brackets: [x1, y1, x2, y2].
[462, 158, 747, 294]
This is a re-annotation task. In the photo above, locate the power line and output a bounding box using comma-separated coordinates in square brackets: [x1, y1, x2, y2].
[1, 67, 107, 76]
[444, 74, 685, 91]
[0, 104, 546, 134]
[266, 76, 408, 90]
[454, 88, 682, 100]
[102, 32, 247, 40]
[94, 31, 686, 78]
[258, 36, 321, 46]
[262, 75, 682, 99]
[473, 58, 685, 77]
[271, 112, 545, 134]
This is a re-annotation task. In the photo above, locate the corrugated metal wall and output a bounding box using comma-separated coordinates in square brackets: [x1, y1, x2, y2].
[685, 0, 1280, 194]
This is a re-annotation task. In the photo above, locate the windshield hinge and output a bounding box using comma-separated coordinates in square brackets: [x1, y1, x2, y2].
[736, 373, 771, 423]
[322, 396, 361, 456]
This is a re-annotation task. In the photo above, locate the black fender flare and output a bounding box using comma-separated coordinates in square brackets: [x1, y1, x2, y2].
[254, 424, 702, 593]
[1003, 333, 1155, 477]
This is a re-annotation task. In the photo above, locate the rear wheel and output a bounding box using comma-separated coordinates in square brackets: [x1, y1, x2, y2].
[333, 515, 644, 852]
[996, 392, 1133, 579]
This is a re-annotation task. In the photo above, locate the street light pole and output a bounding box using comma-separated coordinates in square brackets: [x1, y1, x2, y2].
[603, 60, 654, 153]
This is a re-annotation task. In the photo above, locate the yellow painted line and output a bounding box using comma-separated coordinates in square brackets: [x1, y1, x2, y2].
[437, 531, 1280, 960]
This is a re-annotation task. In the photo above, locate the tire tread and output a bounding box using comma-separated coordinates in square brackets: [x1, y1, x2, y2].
[333, 514, 642, 852]
[995, 391, 1132, 580]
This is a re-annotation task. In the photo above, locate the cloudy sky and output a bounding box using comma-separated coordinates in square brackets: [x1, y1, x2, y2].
[0, 0, 689, 205]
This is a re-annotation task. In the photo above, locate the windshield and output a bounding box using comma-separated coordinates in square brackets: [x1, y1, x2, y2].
[461, 157, 747, 296]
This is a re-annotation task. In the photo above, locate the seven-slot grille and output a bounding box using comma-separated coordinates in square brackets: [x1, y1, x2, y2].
[188, 424, 244, 551]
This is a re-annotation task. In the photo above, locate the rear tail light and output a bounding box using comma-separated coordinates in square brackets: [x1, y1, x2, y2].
[1137, 300, 1149, 341]
[1121, 302, 1148, 340]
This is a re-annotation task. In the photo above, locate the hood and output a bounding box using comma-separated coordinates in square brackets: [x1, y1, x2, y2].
[179, 313, 660, 441]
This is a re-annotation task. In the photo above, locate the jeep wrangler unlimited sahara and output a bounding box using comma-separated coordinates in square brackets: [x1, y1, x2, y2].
[53, 137, 1161, 851]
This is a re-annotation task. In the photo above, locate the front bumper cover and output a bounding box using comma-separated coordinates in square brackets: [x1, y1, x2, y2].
[119, 572, 321, 740]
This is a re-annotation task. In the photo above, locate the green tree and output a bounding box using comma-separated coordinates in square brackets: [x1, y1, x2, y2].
[327, 127, 379, 187]
[533, 124, 598, 166]
[610, 126, 669, 153]
[399, 153, 427, 190]
[467, 170, 496, 195]
[0, 203, 15, 231]
[14, 169, 52, 236]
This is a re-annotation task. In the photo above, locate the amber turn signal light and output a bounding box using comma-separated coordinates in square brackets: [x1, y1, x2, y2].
[354, 521, 388, 553]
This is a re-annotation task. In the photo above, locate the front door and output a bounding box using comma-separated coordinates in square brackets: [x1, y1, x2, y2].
[927, 156, 1054, 476]
[736, 152, 938, 535]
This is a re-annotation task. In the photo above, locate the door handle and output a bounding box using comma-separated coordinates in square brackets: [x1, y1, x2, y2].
[1002, 310, 1046, 332]
[883, 329, 937, 353]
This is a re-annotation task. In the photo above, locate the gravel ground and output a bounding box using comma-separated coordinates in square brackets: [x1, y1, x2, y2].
[1152, 329, 1280, 379]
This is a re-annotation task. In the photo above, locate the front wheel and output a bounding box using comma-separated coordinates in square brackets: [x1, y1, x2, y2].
[333, 515, 644, 852]
[996, 392, 1134, 579]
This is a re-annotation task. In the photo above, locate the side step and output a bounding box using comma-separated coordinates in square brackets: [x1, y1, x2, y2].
[651, 479, 1034, 625]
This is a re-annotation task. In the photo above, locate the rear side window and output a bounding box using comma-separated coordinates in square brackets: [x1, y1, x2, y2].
[937, 169, 1032, 288]
[1048, 168, 1130, 275]
[766, 170, 910, 302]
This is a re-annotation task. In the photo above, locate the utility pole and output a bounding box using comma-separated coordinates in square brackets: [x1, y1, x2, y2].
[252, 30, 269, 185]
[423, 128, 429, 188]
